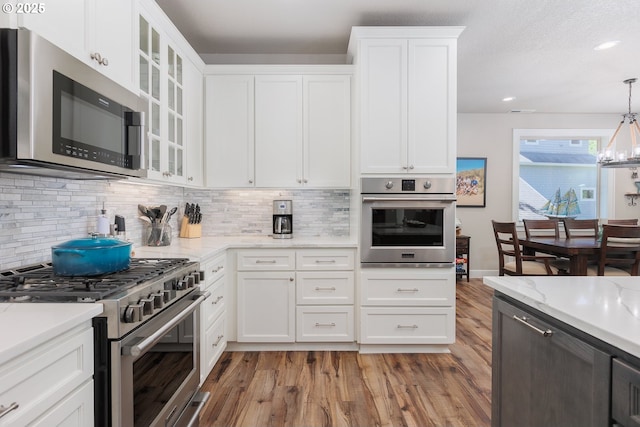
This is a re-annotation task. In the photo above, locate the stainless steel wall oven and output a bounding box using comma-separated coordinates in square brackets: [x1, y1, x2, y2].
[361, 177, 456, 266]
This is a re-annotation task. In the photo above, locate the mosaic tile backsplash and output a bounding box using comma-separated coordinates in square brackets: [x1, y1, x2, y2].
[0, 172, 351, 269]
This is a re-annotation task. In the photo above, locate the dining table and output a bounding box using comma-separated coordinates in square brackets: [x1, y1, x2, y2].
[520, 236, 601, 276]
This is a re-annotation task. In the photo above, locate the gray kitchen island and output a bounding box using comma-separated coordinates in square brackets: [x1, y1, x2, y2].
[484, 275, 640, 427]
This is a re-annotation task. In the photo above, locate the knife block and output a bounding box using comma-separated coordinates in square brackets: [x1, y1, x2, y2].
[179, 216, 201, 239]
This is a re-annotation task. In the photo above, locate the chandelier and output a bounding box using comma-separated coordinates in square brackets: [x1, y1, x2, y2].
[598, 78, 640, 168]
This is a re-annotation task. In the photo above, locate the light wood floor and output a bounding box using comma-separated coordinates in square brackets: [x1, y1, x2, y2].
[199, 278, 493, 427]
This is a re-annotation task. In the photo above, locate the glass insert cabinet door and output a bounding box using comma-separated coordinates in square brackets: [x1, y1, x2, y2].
[139, 15, 185, 180]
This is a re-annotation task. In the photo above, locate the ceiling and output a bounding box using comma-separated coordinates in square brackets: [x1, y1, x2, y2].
[155, 0, 640, 114]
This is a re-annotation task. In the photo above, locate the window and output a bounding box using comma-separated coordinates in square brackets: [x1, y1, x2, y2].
[513, 129, 614, 222]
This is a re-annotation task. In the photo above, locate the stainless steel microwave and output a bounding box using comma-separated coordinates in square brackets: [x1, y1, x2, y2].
[0, 29, 147, 179]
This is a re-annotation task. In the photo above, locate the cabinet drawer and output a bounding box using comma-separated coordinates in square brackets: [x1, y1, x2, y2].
[203, 315, 226, 380]
[296, 306, 354, 342]
[360, 307, 455, 344]
[202, 276, 225, 328]
[237, 250, 295, 271]
[296, 271, 354, 305]
[27, 380, 94, 427]
[296, 249, 355, 270]
[202, 253, 226, 287]
[612, 358, 640, 427]
[0, 326, 94, 427]
[361, 269, 455, 306]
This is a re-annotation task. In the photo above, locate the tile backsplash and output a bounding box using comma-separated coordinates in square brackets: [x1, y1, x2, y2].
[0, 172, 351, 269]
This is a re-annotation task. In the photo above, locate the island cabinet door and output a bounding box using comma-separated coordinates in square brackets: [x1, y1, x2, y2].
[491, 297, 610, 427]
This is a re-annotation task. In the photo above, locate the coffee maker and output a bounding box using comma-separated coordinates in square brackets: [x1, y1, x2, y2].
[272, 200, 293, 239]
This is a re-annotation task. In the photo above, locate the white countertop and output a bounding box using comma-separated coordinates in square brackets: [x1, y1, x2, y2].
[133, 235, 358, 261]
[0, 303, 103, 365]
[483, 275, 640, 358]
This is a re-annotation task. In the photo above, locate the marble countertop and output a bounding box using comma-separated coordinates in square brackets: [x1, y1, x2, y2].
[483, 275, 640, 358]
[133, 235, 357, 261]
[0, 303, 103, 365]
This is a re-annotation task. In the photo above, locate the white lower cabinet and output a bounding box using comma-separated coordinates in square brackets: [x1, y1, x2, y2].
[296, 306, 354, 342]
[359, 268, 455, 346]
[200, 253, 227, 383]
[236, 248, 355, 344]
[237, 271, 296, 342]
[0, 324, 94, 427]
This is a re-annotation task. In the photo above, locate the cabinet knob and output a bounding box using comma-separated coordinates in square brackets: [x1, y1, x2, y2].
[303, 179, 308, 183]
[90, 52, 108, 66]
[248, 179, 254, 184]
[289, 277, 294, 282]
[188, 177, 193, 181]
[409, 165, 414, 170]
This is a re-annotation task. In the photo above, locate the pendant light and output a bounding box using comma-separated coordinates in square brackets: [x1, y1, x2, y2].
[598, 78, 640, 168]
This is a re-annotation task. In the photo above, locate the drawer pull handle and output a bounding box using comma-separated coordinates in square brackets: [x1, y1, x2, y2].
[315, 322, 336, 327]
[256, 260, 277, 264]
[315, 259, 337, 263]
[512, 315, 553, 337]
[0, 402, 19, 419]
[315, 286, 336, 291]
[397, 288, 419, 293]
[211, 266, 224, 273]
[213, 296, 224, 304]
[397, 324, 418, 329]
[213, 335, 224, 346]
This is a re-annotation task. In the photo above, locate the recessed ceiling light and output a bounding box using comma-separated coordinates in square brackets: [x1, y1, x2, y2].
[594, 40, 620, 51]
[502, 97, 516, 102]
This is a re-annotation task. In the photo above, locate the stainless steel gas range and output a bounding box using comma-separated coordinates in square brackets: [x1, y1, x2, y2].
[0, 258, 210, 427]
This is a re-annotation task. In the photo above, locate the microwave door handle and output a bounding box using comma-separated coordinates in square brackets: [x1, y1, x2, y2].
[125, 111, 143, 169]
[122, 291, 210, 358]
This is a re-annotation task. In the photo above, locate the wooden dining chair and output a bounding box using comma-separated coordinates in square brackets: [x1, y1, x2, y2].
[587, 224, 640, 276]
[523, 219, 560, 239]
[607, 219, 639, 225]
[492, 220, 560, 276]
[523, 218, 570, 272]
[562, 218, 599, 238]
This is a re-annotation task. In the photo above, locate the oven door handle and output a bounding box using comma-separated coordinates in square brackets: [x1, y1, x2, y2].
[362, 196, 457, 202]
[123, 291, 210, 358]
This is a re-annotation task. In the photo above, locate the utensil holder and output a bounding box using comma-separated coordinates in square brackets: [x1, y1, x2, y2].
[145, 223, 172, 246]
[179, 216, 201, 238]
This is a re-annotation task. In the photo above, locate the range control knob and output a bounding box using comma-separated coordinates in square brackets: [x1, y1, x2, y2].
[175, 279, 187, 291]
[162, 289, 172, 303]
[140, 298, 154, 316]
[151, 292, 165, 309]
[123, 304, 143, 323]
[385, 181, 394, 190]
[423, 181, 432, 190]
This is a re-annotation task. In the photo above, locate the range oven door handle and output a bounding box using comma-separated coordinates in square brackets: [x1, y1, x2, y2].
[362, 196, 457, 202]
[122, 291, 210, 357]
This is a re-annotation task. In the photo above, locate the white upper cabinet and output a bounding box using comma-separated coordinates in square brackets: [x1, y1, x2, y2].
[204, 68, 351, 188]
[205, 75, 255, 188]
[138, 12, 186, 184]
[303, 75, 352, 187]
[19, 0, 135, 92]
[184, 57, 204, 186]
[254, 75, 304, 187]
[349, 27, 463, 175]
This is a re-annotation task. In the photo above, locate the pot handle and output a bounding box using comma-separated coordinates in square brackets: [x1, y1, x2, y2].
[53, 249, 86, 258]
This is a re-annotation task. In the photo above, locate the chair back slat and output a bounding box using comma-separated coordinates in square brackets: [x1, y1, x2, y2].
[563, 218, 599, 238]
[607, 219, 639, 225]
[492, 220, 523, 275]
[523, 219, 560, 239]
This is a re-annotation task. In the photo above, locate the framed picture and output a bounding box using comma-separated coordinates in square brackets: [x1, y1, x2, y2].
[456, 157, 487, 207]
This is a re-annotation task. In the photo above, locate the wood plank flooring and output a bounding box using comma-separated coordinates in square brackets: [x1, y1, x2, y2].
[199, 278, 493, 427]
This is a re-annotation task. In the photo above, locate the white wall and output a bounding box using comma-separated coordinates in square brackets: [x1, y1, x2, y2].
[457, 112, 637, 276]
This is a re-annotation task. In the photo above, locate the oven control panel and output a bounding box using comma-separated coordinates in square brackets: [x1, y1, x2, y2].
[361, 177, 454, 194]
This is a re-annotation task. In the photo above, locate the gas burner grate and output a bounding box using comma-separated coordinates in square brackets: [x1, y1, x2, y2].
[0, 258, 191, 301]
